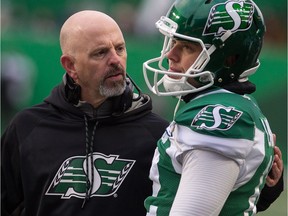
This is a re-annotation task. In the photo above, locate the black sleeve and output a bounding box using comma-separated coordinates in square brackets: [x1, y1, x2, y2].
[256, 171, 284, 212]
[1, 123, 24, 216]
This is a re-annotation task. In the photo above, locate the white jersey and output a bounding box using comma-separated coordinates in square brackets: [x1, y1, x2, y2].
[145, 88, 274, 216]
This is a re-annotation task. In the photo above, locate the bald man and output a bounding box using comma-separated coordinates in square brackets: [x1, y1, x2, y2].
[60, 11, 128, 107]
[1, 10, 169, 216]
[1, 10, 283, 216]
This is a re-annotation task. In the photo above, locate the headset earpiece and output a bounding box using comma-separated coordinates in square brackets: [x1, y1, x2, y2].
[64, 73, 81, 105]
[111, 79, 133, 115]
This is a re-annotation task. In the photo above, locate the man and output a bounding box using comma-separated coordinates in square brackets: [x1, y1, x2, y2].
[143, 0, 284, 215]
[1, 10, 169, 216]
[1, 9, 282, 216]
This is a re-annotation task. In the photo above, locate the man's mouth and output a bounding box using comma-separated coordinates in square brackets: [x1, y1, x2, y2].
[106, 73, 124, 81]
[168, 68, 182, 79]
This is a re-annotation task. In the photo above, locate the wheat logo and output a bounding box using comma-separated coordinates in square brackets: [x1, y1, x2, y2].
[46, 153, 135, 199]
[191, 105, 242, 130]
[203, 0, 254, 36]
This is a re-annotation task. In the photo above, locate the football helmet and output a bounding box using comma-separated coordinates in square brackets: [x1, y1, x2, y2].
[143, 0, 266, 96]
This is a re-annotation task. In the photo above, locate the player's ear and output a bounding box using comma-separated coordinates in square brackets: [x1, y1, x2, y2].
[60, 55, 77, 80]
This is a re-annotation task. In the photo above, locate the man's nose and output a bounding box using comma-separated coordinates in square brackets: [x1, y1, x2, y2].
[166, 46, 179, 62]
[108, 49, 121, 65]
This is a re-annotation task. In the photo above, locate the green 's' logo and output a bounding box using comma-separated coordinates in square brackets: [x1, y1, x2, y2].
[191, 105, 242, 130]
[46, 153, 135, 199]
[203, 0, 254, 36]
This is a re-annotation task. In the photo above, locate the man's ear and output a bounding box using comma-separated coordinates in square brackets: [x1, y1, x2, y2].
[60, 55, 77, 80]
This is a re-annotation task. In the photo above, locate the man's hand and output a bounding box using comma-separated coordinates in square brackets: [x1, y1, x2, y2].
[266, 134, 284, 187]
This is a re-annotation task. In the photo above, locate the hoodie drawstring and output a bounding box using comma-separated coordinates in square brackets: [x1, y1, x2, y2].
[82, 115, 98, 208]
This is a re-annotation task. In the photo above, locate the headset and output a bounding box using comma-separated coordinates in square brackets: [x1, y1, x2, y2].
[64, 73, 142, 115]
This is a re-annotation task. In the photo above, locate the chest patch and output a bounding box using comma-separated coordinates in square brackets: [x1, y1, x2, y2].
[46, 153, 135, 199]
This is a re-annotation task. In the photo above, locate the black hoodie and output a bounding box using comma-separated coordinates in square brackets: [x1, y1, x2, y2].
[1, 82, 169, 216]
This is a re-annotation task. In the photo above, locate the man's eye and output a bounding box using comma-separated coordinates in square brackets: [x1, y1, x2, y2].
[97, 51, 105, 55]
[183, 45, 192, 50]
[116, 46, 126, 54]
[171, 40, 176, 48]
[94, 50, 106, 57]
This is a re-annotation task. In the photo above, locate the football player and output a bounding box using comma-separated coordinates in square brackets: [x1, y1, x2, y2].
[143, 0, 284, 215]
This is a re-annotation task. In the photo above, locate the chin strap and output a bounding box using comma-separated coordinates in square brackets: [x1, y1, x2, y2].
[173, 97, 182, 121]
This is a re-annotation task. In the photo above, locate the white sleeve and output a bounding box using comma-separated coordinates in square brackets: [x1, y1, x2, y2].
[169, 149, 240, 216]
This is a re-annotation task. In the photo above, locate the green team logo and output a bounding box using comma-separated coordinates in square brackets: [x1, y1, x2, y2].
[203, 0, 254, 36]
[46, 153, 135, 199]
[191, 105, 242, 130]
